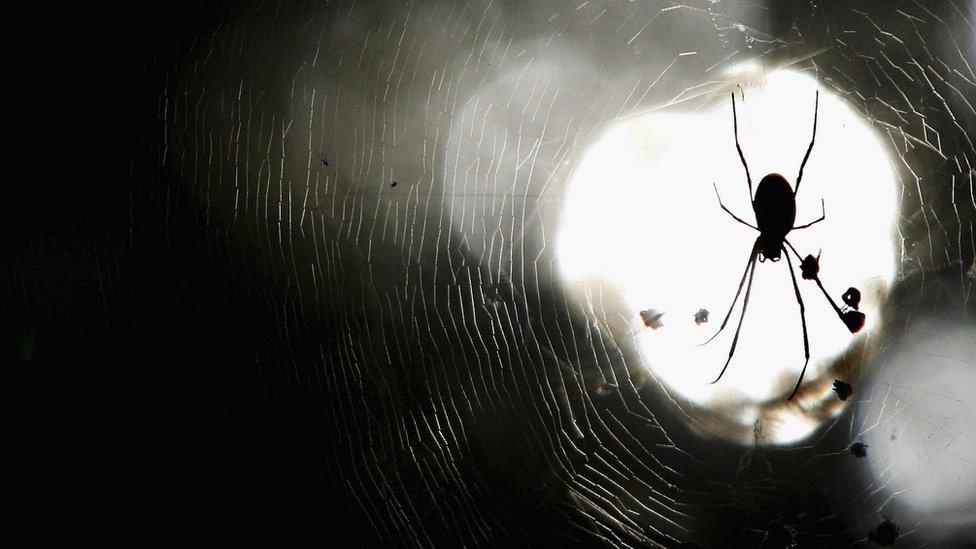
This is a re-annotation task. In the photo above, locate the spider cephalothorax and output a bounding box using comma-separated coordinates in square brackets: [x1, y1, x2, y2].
[704, 90, 865, 401]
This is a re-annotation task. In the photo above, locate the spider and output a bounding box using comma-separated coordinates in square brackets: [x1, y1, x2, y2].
[704, 90, 865, 400]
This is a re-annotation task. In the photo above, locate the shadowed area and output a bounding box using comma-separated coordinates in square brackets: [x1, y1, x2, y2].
[14, 0, 975, 546]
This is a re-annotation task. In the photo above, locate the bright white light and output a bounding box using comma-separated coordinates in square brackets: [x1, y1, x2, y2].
[557, 70, 897, 442]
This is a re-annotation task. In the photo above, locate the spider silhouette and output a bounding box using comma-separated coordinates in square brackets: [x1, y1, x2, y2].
[704, 91, 865, 400]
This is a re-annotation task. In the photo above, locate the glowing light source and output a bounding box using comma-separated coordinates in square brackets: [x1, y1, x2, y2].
[557, 70, 898, 443]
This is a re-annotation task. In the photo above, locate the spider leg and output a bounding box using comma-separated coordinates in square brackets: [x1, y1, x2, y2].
[783, 239, 804, 263]
[784, 250, 811, 401]
[794, 90, 819, 196]
[785, 239, 861, 332]
[713, 182, 758, 230]
[731, 91, 754, 200]
[709, 244, 760, 384]
[792, 199, 826, 230]
[813, 275, 844, 317]
[700, 239, 760, 347]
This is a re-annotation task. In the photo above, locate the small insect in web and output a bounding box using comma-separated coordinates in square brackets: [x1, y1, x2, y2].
[832, 379, 853, 400]
[694, 308, 710, 325]
[640, 308, 665, 329]
[703, 90, 865, 400]
[849, 441, 868, 458]
[868, 517, 899, 546]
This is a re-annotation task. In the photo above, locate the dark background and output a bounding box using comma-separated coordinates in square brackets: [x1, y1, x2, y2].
[9, 1, 973, 545]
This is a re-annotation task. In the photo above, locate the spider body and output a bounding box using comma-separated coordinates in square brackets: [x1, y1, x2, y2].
[753, 173, 797, 261]
[705, 90, 865, 400]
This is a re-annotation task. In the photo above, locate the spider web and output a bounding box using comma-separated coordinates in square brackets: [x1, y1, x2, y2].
[126, 0, 974, 545]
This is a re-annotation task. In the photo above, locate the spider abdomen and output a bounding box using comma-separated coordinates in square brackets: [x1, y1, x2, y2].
[753, 173, 796, 260]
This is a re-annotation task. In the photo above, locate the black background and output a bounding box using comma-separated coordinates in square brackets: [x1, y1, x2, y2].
[9, 1, 974, 545]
